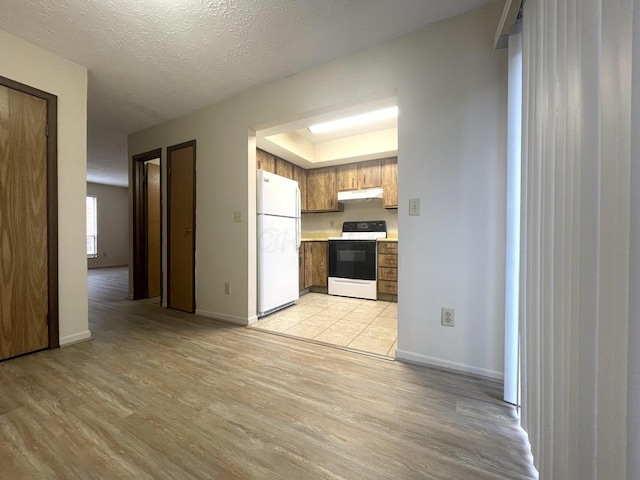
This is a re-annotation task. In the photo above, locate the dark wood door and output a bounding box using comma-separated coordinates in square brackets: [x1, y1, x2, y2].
[167, 141, 196, 313]
[146, 162, 161, 298]
[0, 84, 50, 359]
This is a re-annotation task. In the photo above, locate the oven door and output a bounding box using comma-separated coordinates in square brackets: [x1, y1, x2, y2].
[328, 240, 377, 281]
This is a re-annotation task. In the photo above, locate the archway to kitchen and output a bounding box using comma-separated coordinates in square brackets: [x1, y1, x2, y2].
[250, 94, 399, 359]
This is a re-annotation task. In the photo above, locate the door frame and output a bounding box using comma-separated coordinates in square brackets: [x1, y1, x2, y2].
[167, 140, 196, 313]
[132, 148, 162, 301]
[0, 75, 59, 349]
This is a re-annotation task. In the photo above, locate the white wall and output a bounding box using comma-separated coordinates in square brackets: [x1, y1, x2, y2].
[87, 182, 129, 269]
[1, 30, 90, 345]
[129, 3, 507, 378]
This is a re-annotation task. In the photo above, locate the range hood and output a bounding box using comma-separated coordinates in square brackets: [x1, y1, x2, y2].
[337, 187, 383, 203]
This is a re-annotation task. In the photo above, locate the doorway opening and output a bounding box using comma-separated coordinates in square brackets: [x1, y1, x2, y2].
[132, 148, 162, 302]
[250, 95, 399, 358]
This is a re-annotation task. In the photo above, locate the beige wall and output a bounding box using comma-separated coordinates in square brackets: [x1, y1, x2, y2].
[129, 4, 508, 378]
[1, 29, 90, 345]
[87, 183, 129, 269]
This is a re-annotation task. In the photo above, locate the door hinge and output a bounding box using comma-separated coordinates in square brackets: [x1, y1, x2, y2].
[46, 125, 49, 137]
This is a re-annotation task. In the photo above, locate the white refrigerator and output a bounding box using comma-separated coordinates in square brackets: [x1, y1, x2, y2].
[257, 169, 301, 317]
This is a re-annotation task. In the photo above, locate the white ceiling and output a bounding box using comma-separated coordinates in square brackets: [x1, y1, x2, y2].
[0, 0, 493, 187]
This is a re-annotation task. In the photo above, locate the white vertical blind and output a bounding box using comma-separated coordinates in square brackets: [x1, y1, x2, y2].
[519, 0, 633, 478]
[628, 1, 640, 477]
[504, 29, 522, 406]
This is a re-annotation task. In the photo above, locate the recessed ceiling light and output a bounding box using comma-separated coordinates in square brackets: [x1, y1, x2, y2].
[308, 106, 398, 134]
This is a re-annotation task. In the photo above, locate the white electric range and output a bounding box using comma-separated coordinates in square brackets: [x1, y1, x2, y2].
[327, 221, 387, 300]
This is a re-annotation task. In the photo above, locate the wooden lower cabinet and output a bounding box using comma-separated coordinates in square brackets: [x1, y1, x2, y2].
[302, 241, 328, 290]
[377, 241, 398, 301]
[298, 246, 305, 292]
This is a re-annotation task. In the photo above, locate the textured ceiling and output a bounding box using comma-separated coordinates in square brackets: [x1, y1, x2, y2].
[0, 0, 493, 187]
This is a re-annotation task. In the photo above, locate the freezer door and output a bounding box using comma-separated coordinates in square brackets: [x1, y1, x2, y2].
[257, 169, 300, 218]
[257, 215, 299, 315]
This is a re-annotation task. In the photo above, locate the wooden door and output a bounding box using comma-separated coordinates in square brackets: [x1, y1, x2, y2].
[167, 141, 196, 313]
[0, 80, 58, 360]
[146, 162, 161, 298]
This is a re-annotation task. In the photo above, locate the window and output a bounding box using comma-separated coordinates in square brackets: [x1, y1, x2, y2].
[86, 196, 97, 258]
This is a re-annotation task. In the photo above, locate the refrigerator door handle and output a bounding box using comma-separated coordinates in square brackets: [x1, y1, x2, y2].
[296, 186, 301, 249]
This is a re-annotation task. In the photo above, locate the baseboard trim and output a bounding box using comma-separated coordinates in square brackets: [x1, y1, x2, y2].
[395, 349, 504, 381]
[60, 330, 92, 346]
[87, 263, 128, 270]
[196, 309, 248, 326]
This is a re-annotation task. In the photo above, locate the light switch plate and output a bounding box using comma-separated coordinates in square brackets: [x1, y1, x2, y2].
[233, 211, 242, 222]
[409, 198, 420, 216]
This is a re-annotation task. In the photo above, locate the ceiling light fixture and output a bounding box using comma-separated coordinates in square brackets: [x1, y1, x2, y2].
[308, 106, 398, 134]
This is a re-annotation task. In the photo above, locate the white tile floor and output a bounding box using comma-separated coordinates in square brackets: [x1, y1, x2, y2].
[251, 293, 397, 357]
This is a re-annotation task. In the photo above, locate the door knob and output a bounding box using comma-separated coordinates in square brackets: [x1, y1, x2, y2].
[185, 227, 192, 233]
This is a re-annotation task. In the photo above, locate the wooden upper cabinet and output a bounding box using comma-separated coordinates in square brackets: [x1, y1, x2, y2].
[257, 149, 392, 212]
[292, 165, 307, 212]
[337, 164, 358, 191]
[358, 160, 382, 189]
[382, 157, 398, 209]
[306, 167, 342, 212]
[256, 148, 276, 173]
[337, 160, 381, 190]
[276, 157, 293, 179]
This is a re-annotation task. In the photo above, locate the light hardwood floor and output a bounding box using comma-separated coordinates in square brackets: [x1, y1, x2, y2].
[0, 267, 537, 479]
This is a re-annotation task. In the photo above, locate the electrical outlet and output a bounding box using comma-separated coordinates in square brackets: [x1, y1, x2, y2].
[233, 211, 242, 223]
[441, 307, 455, 327]
[409, 198, 421, 216]
[224, 282, 230, 294]
[330, 220, 335, 228]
